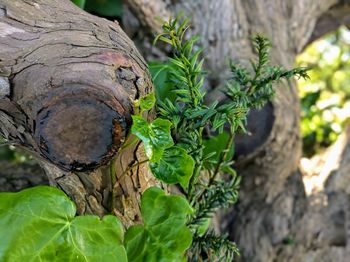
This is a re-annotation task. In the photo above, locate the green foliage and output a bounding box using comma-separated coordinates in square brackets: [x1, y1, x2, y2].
[202, 132, 234, 169]
[190, 231, 240, 262]
[150, 146, 194, 189]
[188, 177, 240, 230]
[149, 62, 176, 102]
[71, 0, 123, 18]
[85, 0, 122, 17]
[124, 187, 193, 262]
[145, 17, 308, 260]
[72, 0, 86, 8]
[0, 186, 127, 262]
[0, 15, 309, 262]
[131, 116, 173, 162]
[297, 27, 350, 156]
[137, 93, 156, 113]
[0, 186, 193, 262]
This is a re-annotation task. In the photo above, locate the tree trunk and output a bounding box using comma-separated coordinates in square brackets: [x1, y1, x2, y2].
[0, 0, 157, 227]
[123, 0, 350, 260]
[2, 0, 350, 260]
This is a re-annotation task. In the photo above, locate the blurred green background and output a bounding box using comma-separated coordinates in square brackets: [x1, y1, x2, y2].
[0, 138, 35, 164]
[297, 26, 350, 157]
[72, 0, 123, 18]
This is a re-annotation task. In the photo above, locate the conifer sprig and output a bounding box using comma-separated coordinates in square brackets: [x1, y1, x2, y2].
[189, 231, 240, 262]
[152, 16, 309, 261]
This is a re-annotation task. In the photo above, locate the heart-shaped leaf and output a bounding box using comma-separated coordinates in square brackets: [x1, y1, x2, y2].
[150, 146, 195, 189]
[0, 186, 127, 262]
[131, 116, 173, 161]
[125, 187, 193, 262]
[138, 93, 156, 113]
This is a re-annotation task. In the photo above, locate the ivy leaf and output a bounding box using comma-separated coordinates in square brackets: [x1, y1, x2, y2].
[131, 116, 173, 161]
[138, 93, 156, 113]
[0, 186, 127, 262]
[150, 146, 195, 189]
[125, 187, 193, 262]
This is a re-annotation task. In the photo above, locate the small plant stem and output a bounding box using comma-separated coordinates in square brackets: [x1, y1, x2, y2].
[188, 161, 202, 201]
[188, 127, 204, 201]
[185, 61, 197, 107]
[208, 131, 235, 186]
[193, 132, 235, 204]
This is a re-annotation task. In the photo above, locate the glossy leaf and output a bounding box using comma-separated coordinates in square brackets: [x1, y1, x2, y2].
[131, 116, 173, 161]
[150, 146, 195, 189]
[0, 186, 127, 262]
[125, 187, 193, 262]
[139, 93, 156, 113]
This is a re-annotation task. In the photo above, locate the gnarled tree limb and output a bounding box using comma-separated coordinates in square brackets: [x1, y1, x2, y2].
[0, 0, 156, 225]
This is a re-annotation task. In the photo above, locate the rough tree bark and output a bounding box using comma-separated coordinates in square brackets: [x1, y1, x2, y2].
[2, 0, 350, 261]
[0, 0, 158, 227]
[123, 0, 350, 261]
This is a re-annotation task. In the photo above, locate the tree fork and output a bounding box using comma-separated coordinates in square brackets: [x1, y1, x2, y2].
[0, 0, 157, 225]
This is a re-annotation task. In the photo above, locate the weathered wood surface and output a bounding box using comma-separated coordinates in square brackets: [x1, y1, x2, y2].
[2, 0, 350, 260]
[0, 0, 157, 226]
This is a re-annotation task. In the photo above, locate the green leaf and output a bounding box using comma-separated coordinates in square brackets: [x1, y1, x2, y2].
[150, 146, 194, 189]
[125, 187, 193, 262]
[138, 93, 156, 113]
[0, 186, 127, 262]
[72, 0, 86, 8]
[131, 116, 173, 161]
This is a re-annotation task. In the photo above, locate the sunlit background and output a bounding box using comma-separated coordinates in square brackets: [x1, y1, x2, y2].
[297, 26, 350, 157]
[298, 26, 350, 195]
